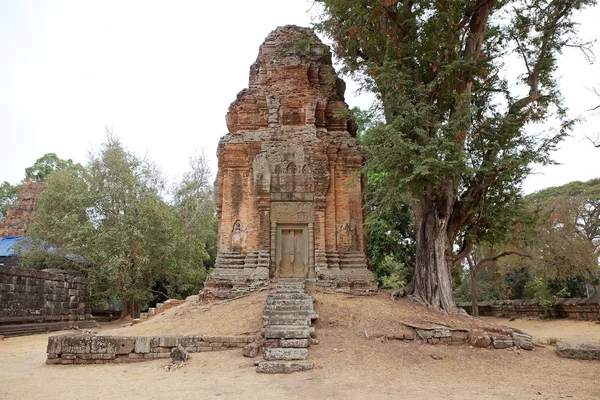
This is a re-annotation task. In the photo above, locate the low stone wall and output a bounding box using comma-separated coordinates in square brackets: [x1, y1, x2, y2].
[0, 266, 93, 337]
[458, 298, 600, 320]
[373, 327, 533, 350]
[46, 333, 258, 364]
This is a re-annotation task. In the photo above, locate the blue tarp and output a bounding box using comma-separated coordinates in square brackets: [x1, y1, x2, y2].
[0, 236, 24, 257]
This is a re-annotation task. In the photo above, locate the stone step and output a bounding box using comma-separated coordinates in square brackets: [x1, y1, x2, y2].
[263, 325, 310, 339]
[268, 293, 312, 300]
[273, 288, 306, 294]
[263, 348, 308, 361]
[256, 360, 314, 374]
[264, 308, 314, 315]
[262, 311, 318, 322]
[264, 316, 311, 326]
[262, 338, 310, 349]
[266, 299, 314, 308]
[277, 281, 305, 287]
[262, 309, 315, 316]
[264, 303, 314, 311]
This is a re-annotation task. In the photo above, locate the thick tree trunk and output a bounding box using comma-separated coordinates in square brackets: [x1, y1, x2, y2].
[467, 256, 479, 317]
[409, 201, 458, 312]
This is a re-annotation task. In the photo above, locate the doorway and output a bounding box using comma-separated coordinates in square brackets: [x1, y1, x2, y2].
[276, 224, 309, 278]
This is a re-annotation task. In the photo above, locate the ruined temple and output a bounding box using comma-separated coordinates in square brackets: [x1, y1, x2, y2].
[0, 181, 45, 237]
[204, 26, 377, 297]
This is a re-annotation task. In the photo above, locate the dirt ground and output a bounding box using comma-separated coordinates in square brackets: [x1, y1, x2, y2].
[1, 290, 600, 400]
[102, 291, 268, 337]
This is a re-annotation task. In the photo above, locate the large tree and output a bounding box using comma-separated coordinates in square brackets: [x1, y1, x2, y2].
[526, 179, 600, 295]
[315, 0, 596, 311]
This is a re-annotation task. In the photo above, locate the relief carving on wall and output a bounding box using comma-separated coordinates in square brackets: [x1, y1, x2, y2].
[339, 221, 357, 251]
[230, 220, 247, 250]
[271, 202, 314, 222]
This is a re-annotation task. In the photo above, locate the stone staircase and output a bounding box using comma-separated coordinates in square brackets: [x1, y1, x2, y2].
[257, 278, 317, 373]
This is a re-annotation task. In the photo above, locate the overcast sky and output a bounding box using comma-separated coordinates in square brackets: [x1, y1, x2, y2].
[0, 1, 598, 194]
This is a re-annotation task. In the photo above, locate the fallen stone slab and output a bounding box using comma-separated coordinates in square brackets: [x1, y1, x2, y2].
[556, 343, 600, 360]
[512, 332, 534, 351]
[256, 360, 314, 374]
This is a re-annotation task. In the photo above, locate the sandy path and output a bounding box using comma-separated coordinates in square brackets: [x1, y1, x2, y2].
[1, 327, 600, 399]
[484, 316, 600, 344]
[2, 292, 600, 399]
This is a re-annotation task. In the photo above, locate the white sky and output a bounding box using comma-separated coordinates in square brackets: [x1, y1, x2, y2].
[0, 0, 598, 194]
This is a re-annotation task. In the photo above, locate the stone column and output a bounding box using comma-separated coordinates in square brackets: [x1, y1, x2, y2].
[308, 222, 315, 279]
[270, 221, 277, 278]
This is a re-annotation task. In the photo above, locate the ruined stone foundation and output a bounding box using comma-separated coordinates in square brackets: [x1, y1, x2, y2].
[203, 25, 377, 298]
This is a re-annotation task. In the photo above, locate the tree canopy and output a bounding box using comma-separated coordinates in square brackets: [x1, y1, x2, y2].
[25, 153, 80, 182]
[22, 138, 216, 317]
[315, 0, 596, 311]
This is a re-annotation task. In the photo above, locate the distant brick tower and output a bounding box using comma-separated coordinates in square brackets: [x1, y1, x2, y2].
[203, 26, 377, 298]
[0, 181, 45, 237]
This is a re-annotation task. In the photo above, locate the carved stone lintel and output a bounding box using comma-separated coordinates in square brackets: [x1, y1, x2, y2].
[271, 202, 314, 222]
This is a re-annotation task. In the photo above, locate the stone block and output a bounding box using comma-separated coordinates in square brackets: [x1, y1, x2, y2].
[264, 326, 310, 339]
[114, 337, 136, 354]
[450, 331, 469, 342]
[61, 335, 92, 354]
[556, 343, 600, 360]
[243, 342, 261, 357]
[279, 339, 309, 348]
[47, 335, 63, 354]
[256, 360, 313, 374]
[432, 329, 451, 338]
[134, 337, 151, 353]
[512, 332, 534, 351]
[159, 336, 179, 347]
[468, 330, 491, 348]
[492, 338, 514, 349]
[263, 347, 308, 361]
[91, 336, 117, 354]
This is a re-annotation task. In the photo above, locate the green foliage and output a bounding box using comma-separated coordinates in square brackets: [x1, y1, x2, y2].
[291, 31, 317, 54]
[168, 153, 218, 297]
[314, 0, 596, 309]
[362, 126, 416, 284]
[525, 277, 558, 318]
[21, 137, 215, 315]
[0, 181, 17, 222]
[25, 153, 81, 182]
[380, 269, 406, 289]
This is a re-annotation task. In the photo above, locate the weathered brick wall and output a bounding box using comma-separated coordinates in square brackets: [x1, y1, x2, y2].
[46, 333, 258, 364]
[0, 266, 93, 336]
[458, 298, 600, 320]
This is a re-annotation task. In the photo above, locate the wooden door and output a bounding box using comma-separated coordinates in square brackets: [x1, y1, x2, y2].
[278, 228, 308, 277]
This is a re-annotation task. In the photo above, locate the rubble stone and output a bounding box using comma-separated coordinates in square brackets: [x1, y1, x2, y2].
[170, 344, 189, 364]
